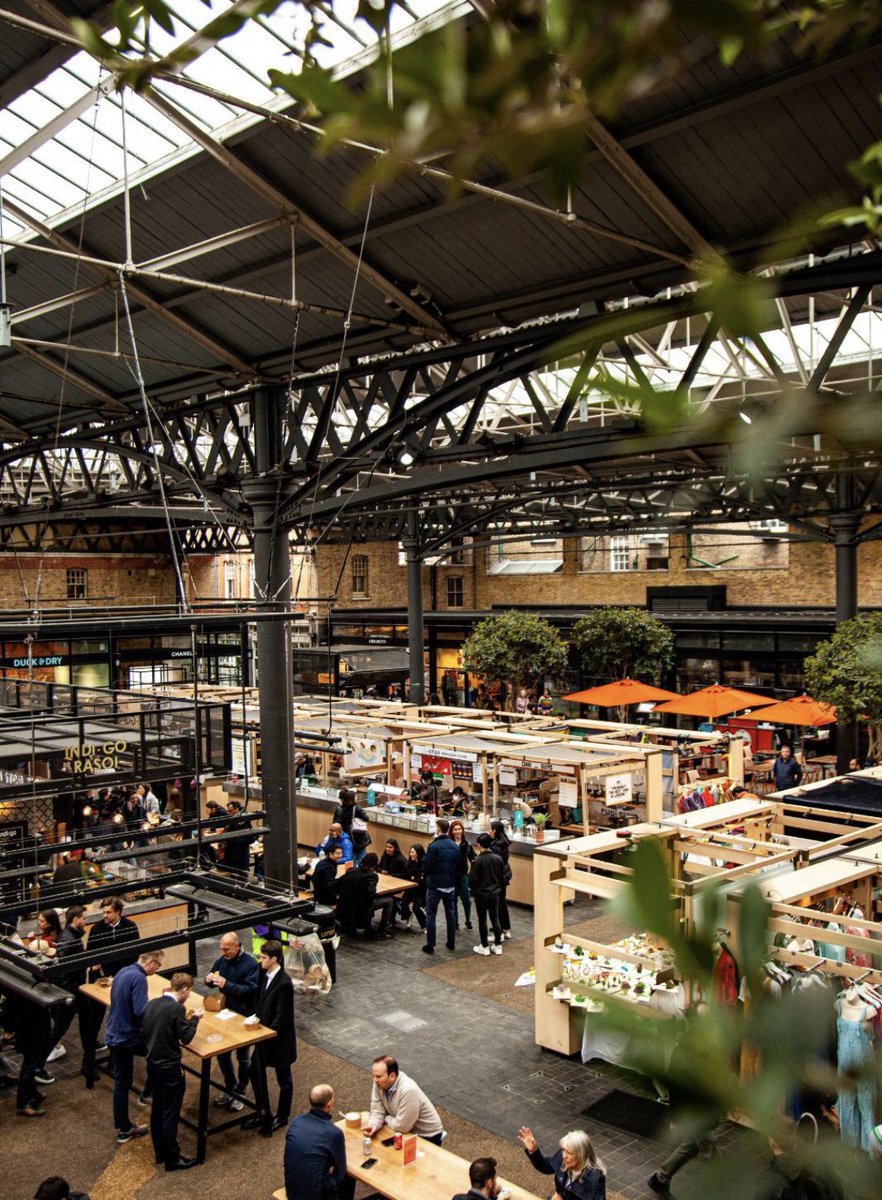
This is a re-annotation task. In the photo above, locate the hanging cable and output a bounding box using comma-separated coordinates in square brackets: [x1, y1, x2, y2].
[117, 272, 190, 612]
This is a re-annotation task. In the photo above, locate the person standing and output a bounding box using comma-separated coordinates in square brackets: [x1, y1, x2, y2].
[333, 788, 371, 867]
[489, 821, 513, 940]
[772, 744, 803, 792]
[283, 1083, 354, 1200]
[47, 905, 88, 1063]
[449, 819, 475, 932]
[105, 950, 165, 1143]
[518, 1127, 606, 1200]
[244, 940, 296, 1134]
[10, 992, 52, 1117]
[421, 818, 461, 955]
[87, 897, 141, 973]
[469, 834, 505, 956]
[205, 932, 258, 1112]
[141, 972, 202, 1171]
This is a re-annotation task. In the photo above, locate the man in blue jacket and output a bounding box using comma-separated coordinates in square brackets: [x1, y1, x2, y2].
[422, 818, 461, 955]
[315, 823, 353, 864]
[105, 949, 165, 1143]
[284, 1083, 353, 1200]
[205, 931, 258, 1110]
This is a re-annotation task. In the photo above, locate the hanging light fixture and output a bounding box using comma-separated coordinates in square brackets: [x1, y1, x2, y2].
[0, 181, 9, 349]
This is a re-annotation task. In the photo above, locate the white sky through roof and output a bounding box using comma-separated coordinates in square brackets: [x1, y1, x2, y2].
[0, 0, 455, 239]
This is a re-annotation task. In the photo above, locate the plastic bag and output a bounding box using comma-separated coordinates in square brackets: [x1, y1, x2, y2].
[284, 932, 332, 995]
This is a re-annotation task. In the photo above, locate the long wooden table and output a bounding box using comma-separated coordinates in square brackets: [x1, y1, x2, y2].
[334, 1121, 544, 1200]
[81, 972, 276, 1162]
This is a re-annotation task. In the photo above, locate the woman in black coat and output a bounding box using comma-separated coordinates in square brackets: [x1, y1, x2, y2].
[449, 819, 475, 931]
[490, 819, 512, 939]
[517, 1126, 606, 1200]
[400, 844, 426, 931]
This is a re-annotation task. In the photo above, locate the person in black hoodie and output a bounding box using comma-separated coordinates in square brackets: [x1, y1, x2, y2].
[468, 833, 505, 955]
[336, 853, 394, 938]
[311, 844, 344, 907]
[489, 821, 513, 940]
[142, 972, 202, 1170]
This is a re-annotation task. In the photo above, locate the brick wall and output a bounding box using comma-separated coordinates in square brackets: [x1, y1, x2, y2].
[0, 554, 176, 609]
[314, 530, 882, 611]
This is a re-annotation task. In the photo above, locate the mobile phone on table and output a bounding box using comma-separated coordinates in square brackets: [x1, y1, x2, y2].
[361, 1158, 378, 1168]
[381, 1136, 396, 1147]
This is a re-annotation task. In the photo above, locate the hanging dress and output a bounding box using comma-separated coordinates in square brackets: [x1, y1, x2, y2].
[835, 999, 877, 1152]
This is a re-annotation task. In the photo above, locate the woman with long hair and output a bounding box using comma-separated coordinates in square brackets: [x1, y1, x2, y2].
[448, 818, 475, 931]
[378, 838, 408, 878]
[489, 819, 512, 940]
[517, 1127, 606, 1200]
[400, 843, 426, 931]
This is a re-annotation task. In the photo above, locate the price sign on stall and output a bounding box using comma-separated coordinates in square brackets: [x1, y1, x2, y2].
[605, 773, 633, 805]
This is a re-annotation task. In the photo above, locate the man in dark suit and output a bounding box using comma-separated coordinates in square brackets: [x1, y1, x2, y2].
[244, 939, 296, 1135]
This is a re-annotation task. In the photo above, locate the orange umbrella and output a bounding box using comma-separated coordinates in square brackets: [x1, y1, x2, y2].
[653, 684, 773, 720]
[742, 694, 837, 726]
[563, 679, 680, 706]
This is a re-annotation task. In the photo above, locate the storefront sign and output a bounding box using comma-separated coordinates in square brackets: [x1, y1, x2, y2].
[169, 650, 192, 659]
[605, 773, 633, 805]
[419, 755, 451, 776]
[64, 740, 127, 773]
[8, 655, 65, 668]
[0, 820, 28, 850]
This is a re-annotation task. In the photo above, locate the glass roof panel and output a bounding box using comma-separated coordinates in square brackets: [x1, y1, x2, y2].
[0, 0, 455, 241]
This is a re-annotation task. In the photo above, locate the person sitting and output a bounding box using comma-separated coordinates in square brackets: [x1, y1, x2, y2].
[363, 1054, 444, 1143]
[377, 838, 408, 879]
[284, 1083, 353, 1200]
[311, 844, 344, 907]
[336, 853, 394, 938]
[517, 1127, 606, 1200]
[453, 1156, 504, 1200]
[316, 823, 353, 864]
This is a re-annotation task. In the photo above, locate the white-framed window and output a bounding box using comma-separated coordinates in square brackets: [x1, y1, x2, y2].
[224, 561, 236, 599]
[352, 554, 369, 597]
[446, 576, 464, 607]
[609, 536, 630, 572]
[66, 567, 87, 599]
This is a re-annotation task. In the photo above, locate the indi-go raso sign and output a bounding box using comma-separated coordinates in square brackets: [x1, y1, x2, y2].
[64, 740, 128, 772]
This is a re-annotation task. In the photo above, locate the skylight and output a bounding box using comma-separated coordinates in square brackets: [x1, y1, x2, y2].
[0, 0, 458, 240]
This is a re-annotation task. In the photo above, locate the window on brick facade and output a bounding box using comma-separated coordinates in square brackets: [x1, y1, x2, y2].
[352, 554, 369, 597]
[446, 576, 464, 607]
[224, 561, 235, 599]
[609, 536, 630, 572]
[66, 567, 87, 599]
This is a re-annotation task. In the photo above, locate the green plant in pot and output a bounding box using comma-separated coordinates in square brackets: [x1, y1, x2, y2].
[533, 812, 548, 842]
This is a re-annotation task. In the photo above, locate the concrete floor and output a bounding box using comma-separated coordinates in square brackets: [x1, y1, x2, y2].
[1, 894, 761, 1200]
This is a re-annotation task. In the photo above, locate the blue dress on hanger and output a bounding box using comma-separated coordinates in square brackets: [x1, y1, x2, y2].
[835, 998, 876, 1152]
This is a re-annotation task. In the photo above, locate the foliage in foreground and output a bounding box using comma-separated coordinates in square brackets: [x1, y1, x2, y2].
[589, 840, 882, 1198]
